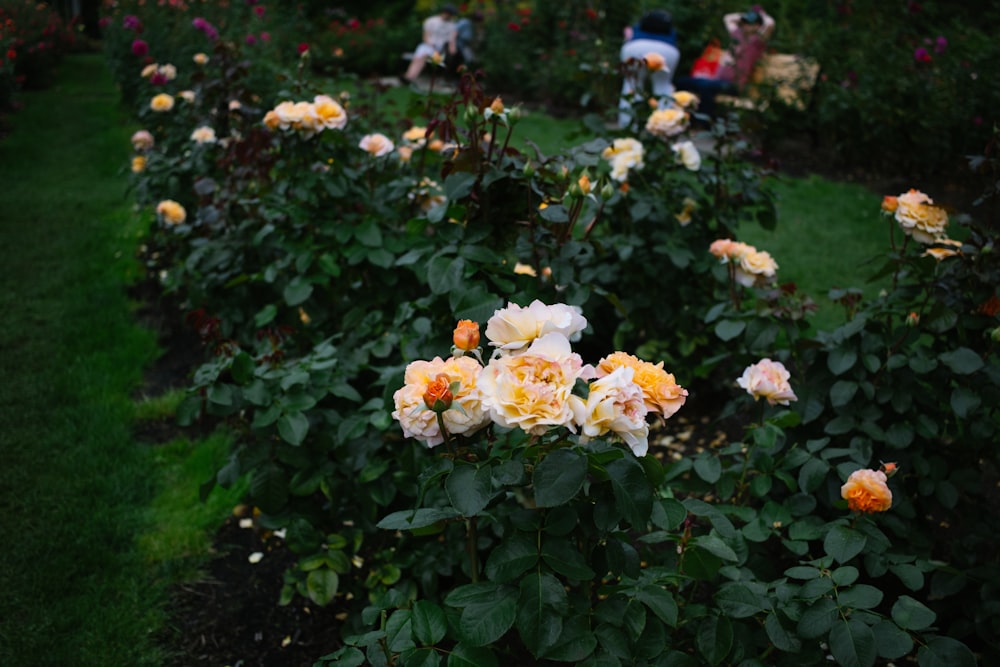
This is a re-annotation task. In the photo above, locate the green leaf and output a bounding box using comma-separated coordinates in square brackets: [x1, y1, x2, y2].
[400, 648, 440, 667]
[306, 568, 339, 606]
[828, 347, 858, 375]
[607, 456, 653, 527]
[838, 584, 883, 609]
[254, 303, 277, 327]
[938, 347, 984, 375]
[950, 386, 981, 418]
[448, 643, 499, 667]
[427, 255, 466, 295]
[694, 455, 722, 483]
[485, 531, 538, 583]
[446, 463, 494, 517]
[891, 595, 936, 631]
[798, 457, 831, 493]
[377, 508, 460, 531]
[694, 534, 739, 562]
[636, 585, 678, 627]
[765, 612, 801, 653]
[695, 615, 733, 666]
[715, 582, 767, 618]
[784, 566, 821, 580]
[386, 610, 416, 652]
[444, 172, 477, 200]
[797, 597, 837, 639]
[250, 464, 288, 513]
[450, 285, 504, 324]
[411, 600, 448, 646]
[534, 448, 588, 508]
[889, 563, 924, 591]
[830, 380, 859, 407]
[207, 383, 234, 407]
[824, 525, 867, 564]
[354, 219, 383, 247]
[458, 594, 517, 647]
[283, 277, 313, 306]
[829, 617, 876, 667]
[276, 411, 310, 445]
[229, 352, 255, 385]
[544, 614, 597, 662]
[652, 498, 687, 531]
[516, 572, 566, 657]
[541, 537, 595, 581]
[831, 566, 859, 586]
[872, 620, 913, 659]
[917, 636, 976, 667]
[715, 319, 746, 341]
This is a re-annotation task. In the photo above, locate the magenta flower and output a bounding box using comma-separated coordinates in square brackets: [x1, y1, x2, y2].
[934, 36, 948, 54]
[122, 15, 142, 31]
[150, 71, 168, 86]
[245, 34, 257, 45]
[131, 39, 148, 57]
[913, 47, 932, 64]
[259, 31, 271, 42]
[253, 5, 265, 17]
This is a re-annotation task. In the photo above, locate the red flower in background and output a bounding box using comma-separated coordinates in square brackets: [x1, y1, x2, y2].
[507, 22, 520, 31]
[297, 42, 310, 54]
[131, 39, 148, 56]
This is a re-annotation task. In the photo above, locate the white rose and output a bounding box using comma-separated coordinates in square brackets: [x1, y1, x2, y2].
[485, 300, 588, 352]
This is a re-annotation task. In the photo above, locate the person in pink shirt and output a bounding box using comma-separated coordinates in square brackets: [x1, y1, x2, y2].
[675, 6, 775, 119]
[717, 7, 775, 88]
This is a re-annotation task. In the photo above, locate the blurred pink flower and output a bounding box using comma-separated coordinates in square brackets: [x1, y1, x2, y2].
[131, 39, 148, 57]
[254, 5, 265, 17]
[245, 34, 257, 45]
[934, 36, 947, 54]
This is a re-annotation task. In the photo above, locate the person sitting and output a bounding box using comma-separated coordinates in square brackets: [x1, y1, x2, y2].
[404, 4, 458, 86]
[675, 6, 775, 118]
[453, 10, 484, 72]
[618, 9, 681, 129]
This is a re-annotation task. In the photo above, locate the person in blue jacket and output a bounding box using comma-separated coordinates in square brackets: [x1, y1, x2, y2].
[618, 10, 680, 128]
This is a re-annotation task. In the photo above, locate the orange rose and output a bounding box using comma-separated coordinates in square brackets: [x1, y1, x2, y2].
[881, 195, 898, 214]
[422, 374, 454, 412]
[841, 469, 892, 513]
[453, 320, 480, 351]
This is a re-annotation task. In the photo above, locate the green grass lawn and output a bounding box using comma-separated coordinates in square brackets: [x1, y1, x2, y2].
[0, 53, 243, 667]
[742, 174, 888, 331]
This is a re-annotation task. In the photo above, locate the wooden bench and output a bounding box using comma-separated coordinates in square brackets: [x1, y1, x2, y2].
[716, 53, 820, 112]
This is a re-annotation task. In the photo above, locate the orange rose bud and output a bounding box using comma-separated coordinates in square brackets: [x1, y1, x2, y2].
[906, 311, 919, 327]
[879, 461, 899, 477]
[578, 173, 592, 195]
[644, 52, 666, 71]
[423, 374, 454, 412]
[489, 96, 505, 115]
[453, 320, 480, 351]
[841, 469, 893, 514]
[881, 195, 898, 213]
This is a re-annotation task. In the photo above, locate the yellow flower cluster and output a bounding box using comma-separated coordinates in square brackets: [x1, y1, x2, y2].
[709, 239, 778, 287]
[263, 95, 348, 136]
[602, 138, 645, 183]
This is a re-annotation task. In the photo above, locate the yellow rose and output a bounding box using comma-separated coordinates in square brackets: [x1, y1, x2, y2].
[485, 300, 588, 352]
[737, 358, 797, 405]
[735, 249, 778, 286]
[190, 126, 217, 144]
[571, 366, 649, 455]
[672, 90, 699, 109]
[155, 199, 187, 225]
[597, 351, 687, 419]
[709, 239, 752, 262]
[477, 333, 590, 435]
[391, 356, 490, 447]
[359, 132, 394, 157]
[193, 53, 209, 65]
[131, 155, 146, 173]
[841, 469, 892, 513]
[643, 52, 666, 71]
[894, 189, 948, 244]
[149, 93, 175, 112]
[645, 108, 688, 139]
[314, 94, 347, 130]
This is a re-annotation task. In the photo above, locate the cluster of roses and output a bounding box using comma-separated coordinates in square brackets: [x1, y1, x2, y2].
[881, 188, 962, 259]
[392, 301, 689, 457]
[709, 238, 779, 287]
[262, 94, 348, 137]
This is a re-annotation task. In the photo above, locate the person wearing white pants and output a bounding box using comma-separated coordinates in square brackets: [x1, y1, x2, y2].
[618, 10, 680, 129]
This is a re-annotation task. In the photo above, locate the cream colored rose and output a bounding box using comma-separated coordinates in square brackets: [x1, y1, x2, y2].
[158, 64, 177, 80]
[645, 108, 688, 138]
[735, 249, 778, 286]
[391, 356, 490, 447]
[150, 93, 175, 112]
[156, 199, 187, 225]
[485, 300, 588, 352]
[478, 333, 590, 435]
[293, 101, 320, 135]
[130, 129, 154, 152]
[140, 63, 158, 78]
[737, 358, 797, 405]
[313, 94, 347, 130]
[894, 189, 948, 243]
[602, 138, 644, 182]
[402, 125, 429, 147]
[572, 366, 649, 455]
[675, 197, 697, 226]
[193, 52, 209, 65]
[190, 126, 217, 144]
[709, 239, 752, 262]
[672, 90, 699, 109]
[923, 238, 962, 260]
[359, 132, 394, 157]
[596, 351, 687, 419]
[671, 140, 701, 171]
[178, 90, 196, 103]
